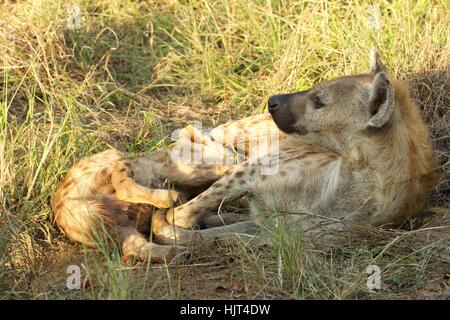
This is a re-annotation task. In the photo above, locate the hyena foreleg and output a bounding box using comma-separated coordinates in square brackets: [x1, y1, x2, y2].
[201, 211, 250, 228]
[165, 164, 259, 228]
[151, 210, 259, 246]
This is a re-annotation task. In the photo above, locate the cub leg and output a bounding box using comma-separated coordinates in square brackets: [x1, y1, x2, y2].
[111, 166, 179, 208]
[132, 114, 279, 191]
[132, 148, 235, 192]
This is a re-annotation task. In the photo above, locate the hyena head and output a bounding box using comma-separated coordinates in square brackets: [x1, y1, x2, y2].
[268, 49, 395, 135]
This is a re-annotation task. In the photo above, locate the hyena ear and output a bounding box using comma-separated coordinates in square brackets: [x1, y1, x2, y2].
[367, 71, 395, 128]
[369, 48, 386, 74]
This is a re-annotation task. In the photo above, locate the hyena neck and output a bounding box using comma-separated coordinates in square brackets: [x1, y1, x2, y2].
[360, 111, 406, 167]
[358, 81, 438, 186]
[299, 131, 356, 158]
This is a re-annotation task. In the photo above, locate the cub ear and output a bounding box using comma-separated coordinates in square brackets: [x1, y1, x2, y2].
[369, 48, 386, 74]
[367, 71, 395, 128]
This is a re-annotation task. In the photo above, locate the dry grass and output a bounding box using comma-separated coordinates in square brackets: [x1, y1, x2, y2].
[0, 0, 448, 299]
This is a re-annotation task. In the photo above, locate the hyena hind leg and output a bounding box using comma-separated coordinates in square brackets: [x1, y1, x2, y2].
[118, 226, 185, 263]
[201, 212, 250, 228]
[111, 166, 180, 208]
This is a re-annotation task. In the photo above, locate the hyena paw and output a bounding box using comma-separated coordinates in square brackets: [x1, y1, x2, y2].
[153, 209, 198, 245]
[165, 207, 199, 229]
[123, 242, 186, 263]
[152, 190, 180, 208]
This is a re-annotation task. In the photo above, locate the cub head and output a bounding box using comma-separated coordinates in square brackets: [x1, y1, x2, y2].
[268, 49, 395, 135]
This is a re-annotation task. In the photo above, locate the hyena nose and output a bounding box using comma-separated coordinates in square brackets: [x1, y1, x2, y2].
[268, 95, 280, 112]
[268, 94, 289, 113]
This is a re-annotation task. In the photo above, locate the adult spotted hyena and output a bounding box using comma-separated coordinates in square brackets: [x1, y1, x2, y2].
[53, 49, 439, 261]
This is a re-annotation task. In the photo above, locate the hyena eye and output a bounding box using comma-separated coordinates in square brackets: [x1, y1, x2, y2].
[311, 94, 325, 109]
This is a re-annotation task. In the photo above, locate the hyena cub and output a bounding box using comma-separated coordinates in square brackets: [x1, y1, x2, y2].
[52, 150, 183, 262]
[53, 140, 239, 262]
